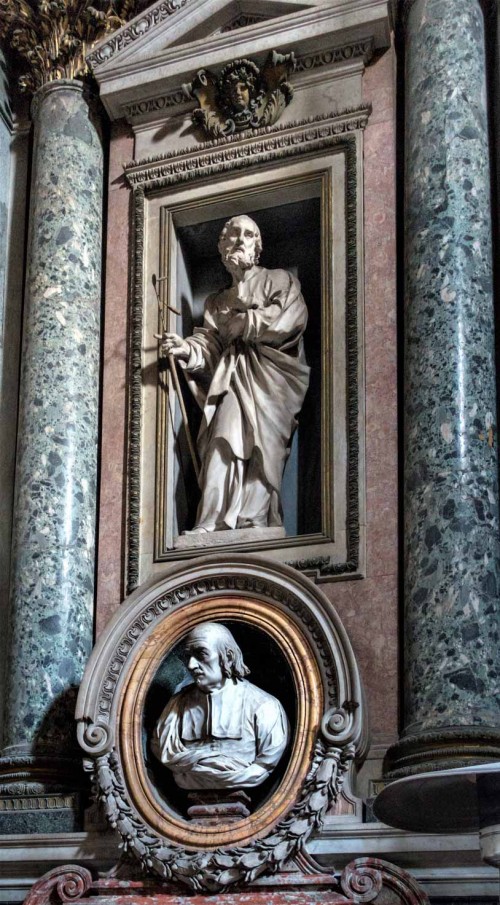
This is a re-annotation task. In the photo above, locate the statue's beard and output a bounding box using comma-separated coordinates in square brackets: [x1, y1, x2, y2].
[223, 247, 257, 277]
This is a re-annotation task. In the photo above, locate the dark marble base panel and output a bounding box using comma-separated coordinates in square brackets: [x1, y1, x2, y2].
[0, 792, 83, 834]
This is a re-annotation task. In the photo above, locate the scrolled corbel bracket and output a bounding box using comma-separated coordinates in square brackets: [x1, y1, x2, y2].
[22, 866, 93, 905]
[321, 700, 362, 748]
[76, 720, 113, 757]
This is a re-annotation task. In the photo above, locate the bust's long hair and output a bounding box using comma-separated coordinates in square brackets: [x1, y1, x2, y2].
[219, 627, 251, 680]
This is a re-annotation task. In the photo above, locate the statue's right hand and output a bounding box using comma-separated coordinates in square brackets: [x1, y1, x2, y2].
[154, 332, 190, 361]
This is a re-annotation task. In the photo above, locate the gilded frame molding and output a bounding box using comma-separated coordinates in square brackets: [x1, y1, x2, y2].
[76, 555, 368, 891]
[124, 107, 369, 593]
[120, 595, 322, 849]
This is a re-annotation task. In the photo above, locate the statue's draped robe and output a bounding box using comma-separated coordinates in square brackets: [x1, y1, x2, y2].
[181, 266, 310, 530]
[152, 679, 289, 789]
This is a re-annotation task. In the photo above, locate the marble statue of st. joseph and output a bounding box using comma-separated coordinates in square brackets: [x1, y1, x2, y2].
[159, 215, 310, 533]
[151, 622, 289, 790]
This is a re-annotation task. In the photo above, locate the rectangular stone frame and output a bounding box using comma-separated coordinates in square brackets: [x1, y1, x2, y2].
[124, 109, 368, 591]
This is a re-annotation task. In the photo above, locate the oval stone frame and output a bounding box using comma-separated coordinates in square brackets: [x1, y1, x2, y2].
[76, 555, 368, 890]
[123, 596, 321, 848]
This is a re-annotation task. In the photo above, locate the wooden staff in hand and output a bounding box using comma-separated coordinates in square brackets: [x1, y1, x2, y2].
[152, 274, 201, 486]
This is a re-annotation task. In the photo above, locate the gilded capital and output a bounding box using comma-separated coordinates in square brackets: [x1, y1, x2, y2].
[0, 0, 137, 94]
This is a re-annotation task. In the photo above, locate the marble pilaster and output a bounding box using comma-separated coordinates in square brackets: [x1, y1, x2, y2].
[0, 50, 9, 323]
[0, 48, 12, 748]
[0, 80, 103, 829]
[384, 0, 500, 778]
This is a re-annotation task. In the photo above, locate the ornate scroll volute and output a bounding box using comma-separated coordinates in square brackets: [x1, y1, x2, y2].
[76, 554, 368, 892]
[23, 865, 93, 905]
[184, 50, 295, 139]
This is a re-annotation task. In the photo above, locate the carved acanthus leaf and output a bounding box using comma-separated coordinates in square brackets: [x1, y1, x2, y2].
[0, 0, 138, 94]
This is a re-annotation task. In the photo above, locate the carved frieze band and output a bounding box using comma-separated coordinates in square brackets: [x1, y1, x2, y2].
[122, 88, 188, 120]
[124, 107, 370, 187]
[295, 37, 374, 72]
[86, 0, 187, 70]
[124, 108, 368, 590]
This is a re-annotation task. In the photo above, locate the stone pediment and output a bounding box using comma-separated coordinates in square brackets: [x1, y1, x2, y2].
[87, 0, 391, 121]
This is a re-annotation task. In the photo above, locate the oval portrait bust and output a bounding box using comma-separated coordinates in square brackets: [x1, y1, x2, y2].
[144, 620, 294, 821]
[76, 556, 367, 889]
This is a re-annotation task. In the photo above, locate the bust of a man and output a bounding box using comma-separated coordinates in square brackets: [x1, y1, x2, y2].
[151, 622, 289, 791]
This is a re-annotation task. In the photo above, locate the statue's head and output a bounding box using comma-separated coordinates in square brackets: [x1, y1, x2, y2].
[218, 215, 262, 275]
[184, 622, 250, 692]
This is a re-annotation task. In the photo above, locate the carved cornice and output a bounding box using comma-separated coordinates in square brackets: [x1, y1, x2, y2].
[86, 0, 187, 71]
[120, 40, 375, 124]
[0, 0, 138, 94]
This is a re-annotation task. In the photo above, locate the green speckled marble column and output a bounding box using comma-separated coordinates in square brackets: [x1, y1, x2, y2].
[0, 81, 102, 829]
[386, 0, 500, 777]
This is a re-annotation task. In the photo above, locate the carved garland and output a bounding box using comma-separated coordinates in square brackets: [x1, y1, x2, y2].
[124, 108, 368, 592]
[90, 740, 354, 892]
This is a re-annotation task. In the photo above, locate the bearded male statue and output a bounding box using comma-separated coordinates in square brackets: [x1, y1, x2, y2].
[151, 622, 289, 791]
[158, 214, 310, 535]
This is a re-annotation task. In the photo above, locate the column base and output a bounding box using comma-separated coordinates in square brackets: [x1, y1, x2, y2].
[382, 725, 500, 779]
[478, 773, 500, 867]
[373, 762, 500, 835]
[0, 755, 87, 833]
[480, 824, 500, 867]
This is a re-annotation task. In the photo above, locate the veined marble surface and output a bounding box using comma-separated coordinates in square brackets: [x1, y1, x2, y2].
[404, 0, 500, 734]
[4, 81, 103, 760]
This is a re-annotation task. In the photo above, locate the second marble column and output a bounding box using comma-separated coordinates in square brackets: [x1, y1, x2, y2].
[385, 0, 500, 779]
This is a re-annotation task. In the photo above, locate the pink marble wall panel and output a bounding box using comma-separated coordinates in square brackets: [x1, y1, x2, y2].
[94, 49, 399, 743]
[331, 45, 398, 742]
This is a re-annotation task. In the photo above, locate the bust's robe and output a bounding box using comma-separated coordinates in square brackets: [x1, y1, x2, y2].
[151, 678, 289, 790]
[181, 266, 310, 529]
